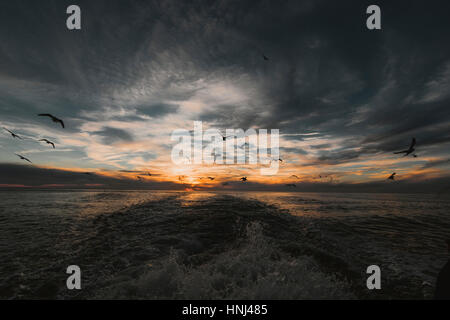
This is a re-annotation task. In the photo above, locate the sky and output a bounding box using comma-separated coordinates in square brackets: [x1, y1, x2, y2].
[1, 0, 450, 192]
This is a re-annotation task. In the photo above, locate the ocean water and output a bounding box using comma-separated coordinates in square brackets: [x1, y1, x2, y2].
[0, 190, 449, 299]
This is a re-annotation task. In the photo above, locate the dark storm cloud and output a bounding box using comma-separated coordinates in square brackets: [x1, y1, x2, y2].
[185, 0, 450, 161]
[421, 159, 450, 170]
[316, 149, 361, 165]
[212, 176, 450, 194]
[0, 0, 449, 173]
[0, 164, 178, 189]
[1, 163, 449, 193]
[280, 147, 308, 155]
[137, 103, 180, 118]
[310, 144, 332, 150]
[91, 126, 133, 144]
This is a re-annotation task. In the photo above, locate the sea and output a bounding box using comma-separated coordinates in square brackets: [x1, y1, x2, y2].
[0, 190, 449, 299]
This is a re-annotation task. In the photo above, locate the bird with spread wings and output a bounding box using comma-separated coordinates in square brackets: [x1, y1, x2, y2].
[3, 127, 22, 139]
[394, 138, 416, 157]
[38, 114, 65, 128]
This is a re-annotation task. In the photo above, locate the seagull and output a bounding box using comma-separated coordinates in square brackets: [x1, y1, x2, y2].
[3, 128, 22, 139]
[286, 184, 296, 187]
[240, 177, 247, 182]
[83, 172, 93, 176]
[262, 54, 269, 61]
[15, 154, 32, 163]
[291, 175, 300, 179]
[387, 172, 396, 180]
[39, 139, 55, 149]
[238, 142, 250, 149]
[38, 114, 65, 128]
[268, 157, 283, 163]
[207, 177, 215, 181]
[394, 138, 416, 157]
[220, 132, 233, 141]
[137, 176, 143, 181]
[147, 171, 152, 176]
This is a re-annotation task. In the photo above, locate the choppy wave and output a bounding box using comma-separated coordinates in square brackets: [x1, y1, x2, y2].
[0, 191, 449, 299]
[94, 222, 354, 299]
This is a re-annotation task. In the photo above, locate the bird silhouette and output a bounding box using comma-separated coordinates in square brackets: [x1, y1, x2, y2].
[38, 114, 65, 128]
[207, 177, 215, 181]
[268, 157, 283, 163]
[3, 128, 22, 139]
[238, 142, 250, 149]
[387, 172, 396, 180]
[147, 171, 152, 176]
[15, 154, 32, 163]
[240, 177, 247, 182]
[291, 175, 300, 179]
[394, 138, 416, 157]
[219, 132, 233, 141]
[262, 54, 269, 61]
[39, 139, 55, 149]
[286, 184, 296, 187]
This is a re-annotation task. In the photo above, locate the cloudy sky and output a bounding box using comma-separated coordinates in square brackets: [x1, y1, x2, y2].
[1, 0, 450, 191]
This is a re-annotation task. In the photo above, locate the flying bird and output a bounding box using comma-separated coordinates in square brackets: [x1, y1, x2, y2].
[387, 172, 396, 180]
[394, 138, 416, 157]
[238, 142, 250, 149]
[38, 114, 65, 128]
[3, 128, 22, 139]
[240, 177, 247, 182]
[286, 184, 296, 187]
[39, 139, 55, 149]
[262, 54, 269, 61]
[219, 132, 233, 141]
[291, 175, 300, 179]
[269, 157, 283, 162]
[207, 177, 215, 181]
[15, 154, 32, 163]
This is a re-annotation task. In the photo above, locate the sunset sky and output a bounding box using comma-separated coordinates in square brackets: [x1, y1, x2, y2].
[1, 0, 450, 191]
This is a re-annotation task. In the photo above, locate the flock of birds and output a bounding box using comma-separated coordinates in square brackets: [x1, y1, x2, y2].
[2, 53, 273, 186]
[387, 137, 418, 181]
[2, 98, 419, 188]
[3, 114, 64, 164]
[172, 137, 418, 188]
